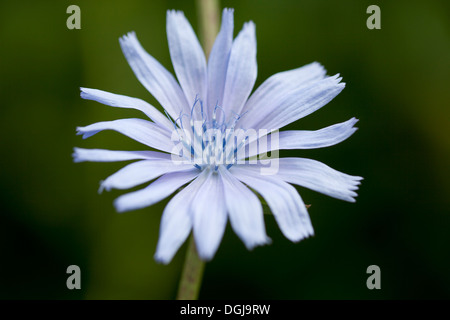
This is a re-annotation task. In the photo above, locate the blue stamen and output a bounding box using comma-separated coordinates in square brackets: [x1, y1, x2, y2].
[169, 96, 250, 171]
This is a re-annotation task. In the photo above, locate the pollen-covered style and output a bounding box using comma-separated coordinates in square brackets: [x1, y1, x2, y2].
[74, 9, 362, 264]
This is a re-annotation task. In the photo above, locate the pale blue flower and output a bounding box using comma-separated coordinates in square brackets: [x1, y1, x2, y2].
[74, 9, 362, 264]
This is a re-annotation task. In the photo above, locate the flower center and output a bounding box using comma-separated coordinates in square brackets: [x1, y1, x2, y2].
[168, 97, 248, 171]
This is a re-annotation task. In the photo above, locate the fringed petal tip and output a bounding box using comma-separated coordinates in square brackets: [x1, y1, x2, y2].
[79, 87, 99, 101]
[223, 7, 234, 14]
[243, 20, 255, 29]
[79, 87, 101, 100]
[282, 222, 315, 243]
[79, 87, 86, 98]
[75, 126, 95, 139]
[119, 31, 136, 43]
[118, 32, 139, 56]
[244, 236, 272, 251]
[310, 61, 327, 74]
[324, 73, 346, 90]
[290, 230, 315, 243]
[98, 180, 106, 194]
[332, 74, 345, 87]
[167, 9, 184, 18]
[288, 205, 315, 243]
[348, 117, 359, 127]
[221, 8, 235, 25]
[72, 147, 83, 163]
[153, 253, 171, 265]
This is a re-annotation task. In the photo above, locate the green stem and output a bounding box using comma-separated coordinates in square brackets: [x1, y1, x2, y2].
[196, 0, 220, 56]
[176, 0, 220, 300]
[176, 235, 205, 300]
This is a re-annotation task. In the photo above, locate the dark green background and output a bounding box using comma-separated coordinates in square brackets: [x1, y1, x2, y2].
[1, 0, 449, 299]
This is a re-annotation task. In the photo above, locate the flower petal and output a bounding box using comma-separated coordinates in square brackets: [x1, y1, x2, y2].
[206, 8, 234, 118]
[192, 170, 227, 261]
[72, 148, 171, 163]
[277, 117, 359, 149]
[218, 166, 270, 250]
[238, 62, 335, 130]
[99, 159, 193, 192]
[76, 118, 175, 154]
[242, 74, 345, 131]
[167, 10, 207, 108]
[242, 62, 326, 114]
[236, 158, 362, 202]
[80, 87, 173, 131]
[221, 21, 257, 121]
[119, 31, 190, 118]
[154, 169, 210, 264]
[231, 166, 314, 242]
[275, 158, 363, 202]
[244, 118, 359, 159]
[114, 168, 199, 213]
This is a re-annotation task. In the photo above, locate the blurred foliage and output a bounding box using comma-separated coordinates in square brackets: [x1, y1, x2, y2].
[0, 0, 449, 299]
